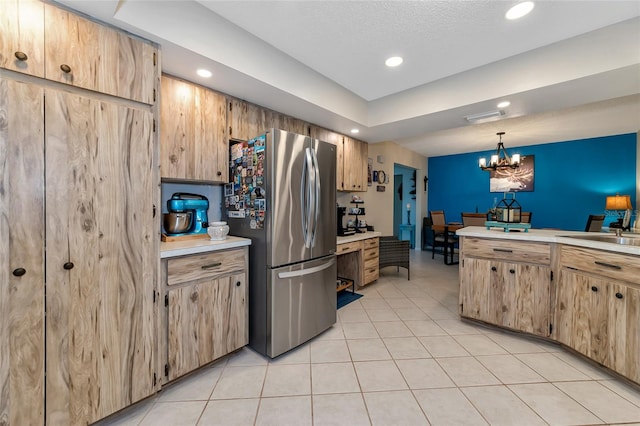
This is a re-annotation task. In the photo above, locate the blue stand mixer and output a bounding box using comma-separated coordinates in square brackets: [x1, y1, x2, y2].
[164, 193, 209, 236]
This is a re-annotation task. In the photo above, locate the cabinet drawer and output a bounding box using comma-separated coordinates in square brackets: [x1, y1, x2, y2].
[463, 237, 550, 265]
[337, 241, 361, 255]
[561, 245, 640, 284]
[363, 237, 379, 249]
[364, 262, 379, 284]
[363, 247, 379, 262]
[167, 249, 246, 286]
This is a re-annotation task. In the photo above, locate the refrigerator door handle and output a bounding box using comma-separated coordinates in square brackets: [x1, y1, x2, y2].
[310, 147, 321, 247]
[302, 147, 314, 248]
[277, 257, 335, 279]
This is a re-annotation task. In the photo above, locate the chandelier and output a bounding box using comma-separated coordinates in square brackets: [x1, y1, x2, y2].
[478, 132, 520, 171]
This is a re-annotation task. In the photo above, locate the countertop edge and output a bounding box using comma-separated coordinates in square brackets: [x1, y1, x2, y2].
[457, 226, 640, 256]
[160, 236, 252, 258]
[337, 231, 382, 244]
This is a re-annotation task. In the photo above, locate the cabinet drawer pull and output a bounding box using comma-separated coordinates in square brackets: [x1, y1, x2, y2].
[491, 266, 497, 272]
[493, 248, 513, 253]
[12, 268, 26, 277]
[201, 262, 222, 270]
[236, 281, 241, 287]
[591, 286, 598, 292]
[60, 64, 71, 73]
[14, 51, 28, 61]
[63, 262, 74, 270]
[509, 269, 515, 274]
[594, 261, 621, 270]
[615, 292, 623, 299]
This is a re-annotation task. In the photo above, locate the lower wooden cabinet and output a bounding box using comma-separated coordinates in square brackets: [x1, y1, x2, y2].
[460, 257, 551, 336]
[363, 237, 379, 285]
[161, 247, 249, 383]
[556, 246, 640, 383]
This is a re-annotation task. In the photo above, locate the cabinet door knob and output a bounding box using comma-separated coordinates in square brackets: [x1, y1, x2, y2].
[591, 286, 598, 292]
[509, 269, 515, 274]
[491, 266, 497, 272]
[217, 171, 222, 176]
[60, 64, 72, 73]
[63, 262, 74, 270]
[14, 51, 28, 61]
[236, 281, 241, 287]
[615, 292, 623, 299]
[12, 268, 26, 277]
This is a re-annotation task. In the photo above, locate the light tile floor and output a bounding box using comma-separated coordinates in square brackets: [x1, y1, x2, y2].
[98, 250, 640, 426]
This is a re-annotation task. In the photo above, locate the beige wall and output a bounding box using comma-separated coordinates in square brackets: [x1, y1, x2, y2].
[337, 141, 427, 246]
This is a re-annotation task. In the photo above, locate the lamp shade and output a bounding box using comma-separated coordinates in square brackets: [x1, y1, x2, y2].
[605, 194, 632, 210]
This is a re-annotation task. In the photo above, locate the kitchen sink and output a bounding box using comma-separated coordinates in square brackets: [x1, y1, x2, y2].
[561, 234, 640, 247]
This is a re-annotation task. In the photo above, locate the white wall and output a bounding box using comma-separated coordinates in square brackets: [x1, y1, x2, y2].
[339, 142, 427, 246]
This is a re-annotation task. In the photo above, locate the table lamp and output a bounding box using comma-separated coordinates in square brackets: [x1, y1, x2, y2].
[406, 203, 411, 225]
[605, 194, 632, 230]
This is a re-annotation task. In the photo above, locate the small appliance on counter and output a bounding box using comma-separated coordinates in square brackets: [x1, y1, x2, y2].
[162, 193, 209, 241]
[337, 206, 355, 236]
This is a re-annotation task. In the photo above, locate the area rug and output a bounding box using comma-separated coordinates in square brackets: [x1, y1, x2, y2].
[337, 290, 363, 309]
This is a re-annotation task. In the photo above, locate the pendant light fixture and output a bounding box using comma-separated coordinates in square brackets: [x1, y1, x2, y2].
[479, 132, 520, 171]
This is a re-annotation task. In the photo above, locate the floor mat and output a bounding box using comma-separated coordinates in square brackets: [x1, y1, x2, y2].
[337, 290, 363, 309]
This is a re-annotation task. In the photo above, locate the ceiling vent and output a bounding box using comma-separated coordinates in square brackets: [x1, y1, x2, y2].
[464, 110, 505, 122]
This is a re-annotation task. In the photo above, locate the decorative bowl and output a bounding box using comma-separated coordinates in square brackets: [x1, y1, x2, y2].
[207, 221, 229, 241]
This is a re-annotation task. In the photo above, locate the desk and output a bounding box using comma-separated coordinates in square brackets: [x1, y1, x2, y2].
[432, 223, 463, 265]
[399, 224, 415, 249]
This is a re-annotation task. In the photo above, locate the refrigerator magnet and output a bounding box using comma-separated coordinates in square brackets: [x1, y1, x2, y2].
[250, 219, 257, 229]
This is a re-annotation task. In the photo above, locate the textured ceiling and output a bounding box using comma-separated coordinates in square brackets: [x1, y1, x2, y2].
[56, 0, 640, 157]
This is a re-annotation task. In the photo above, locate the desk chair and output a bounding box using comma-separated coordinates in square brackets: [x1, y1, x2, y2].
[422, 216, 434, 250]
[585, 214, 605, 232]
[461, 212, 487, 227]
[379, 236, 410, 280]
[429, 210, 458, 263]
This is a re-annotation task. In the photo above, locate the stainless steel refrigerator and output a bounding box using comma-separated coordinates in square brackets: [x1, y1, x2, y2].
[225, 128, 337, 358]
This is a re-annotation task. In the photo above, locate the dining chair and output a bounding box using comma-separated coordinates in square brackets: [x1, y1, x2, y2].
[585, 214, 605, 232]
[520, 212, 532, 223]
[429, 210, 458, 263]
[461, 212, 487, 227]
[421, 216, 434, 250]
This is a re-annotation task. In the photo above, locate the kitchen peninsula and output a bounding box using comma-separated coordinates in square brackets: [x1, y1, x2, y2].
[457, 226, 640, 385]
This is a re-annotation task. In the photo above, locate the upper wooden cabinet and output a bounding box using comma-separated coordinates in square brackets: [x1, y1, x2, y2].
[309, 126, 344, 191]
[161, 75, 228, 182]
[0, 0, 45, 78]
[1, 1, 158, 104]
[342, 136, 368, 192]
[227, 98, 268, 141]
[44, 4, 157, 104]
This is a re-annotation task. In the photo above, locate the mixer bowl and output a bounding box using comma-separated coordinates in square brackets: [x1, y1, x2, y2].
[163, 212, 192, 234]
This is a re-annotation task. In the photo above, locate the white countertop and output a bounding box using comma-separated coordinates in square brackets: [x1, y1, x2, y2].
[337, 231, 382, 245]
[457, 226, 640, 256]
[160, 236, 252, 259]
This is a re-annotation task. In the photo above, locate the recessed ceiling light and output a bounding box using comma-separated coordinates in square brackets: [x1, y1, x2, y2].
[197, 68, 212, 78]
[497, 101, 511, 108]
[506, 1, 534, 20]
[350, 128, 360, 134]
[385, 56, 403, 67]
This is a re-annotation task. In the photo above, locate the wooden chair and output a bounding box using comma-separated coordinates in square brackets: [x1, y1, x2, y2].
[429, 210, 458, 264]
[379, 236, 410, 280]
[461, 212, 486, 227]
[421, 216, 434, 250]
[585, 214, 605, 232]
[520, 212, 532, 223]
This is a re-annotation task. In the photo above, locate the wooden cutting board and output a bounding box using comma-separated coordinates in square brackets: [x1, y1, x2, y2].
[161, 233, 210, 242]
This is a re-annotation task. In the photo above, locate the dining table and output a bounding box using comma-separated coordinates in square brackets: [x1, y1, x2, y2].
[431, 223, 463, 265]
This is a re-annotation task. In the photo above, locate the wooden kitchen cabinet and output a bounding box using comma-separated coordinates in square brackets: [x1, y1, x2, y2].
[342, 136, 368, 192]
[227, 98, 269, 141]
[0, 74, 158, 425]
[44, 3, 157, 104]
[336, 236, 379, 288]
[363, 236, 379, 284]
[0, 77, 45, 426]
[0, 0, 45, 78]
[162, 248, 249, 382]
[556, 245, 640, 383]
[161, 75, 228, 182]
[460, 238, 552, 337]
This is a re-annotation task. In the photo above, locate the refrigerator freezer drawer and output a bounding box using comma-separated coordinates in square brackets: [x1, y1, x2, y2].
[266, 256, 337, 358]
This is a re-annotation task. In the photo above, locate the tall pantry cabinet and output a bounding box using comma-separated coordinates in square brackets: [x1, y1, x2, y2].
[0, 1, 160, 424]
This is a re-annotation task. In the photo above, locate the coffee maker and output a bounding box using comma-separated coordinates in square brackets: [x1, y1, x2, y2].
[166, 193, 209, 235]
[337, 206, 355, 236]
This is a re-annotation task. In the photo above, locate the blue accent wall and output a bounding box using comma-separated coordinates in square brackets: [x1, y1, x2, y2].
[428, 133, 637, 230]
